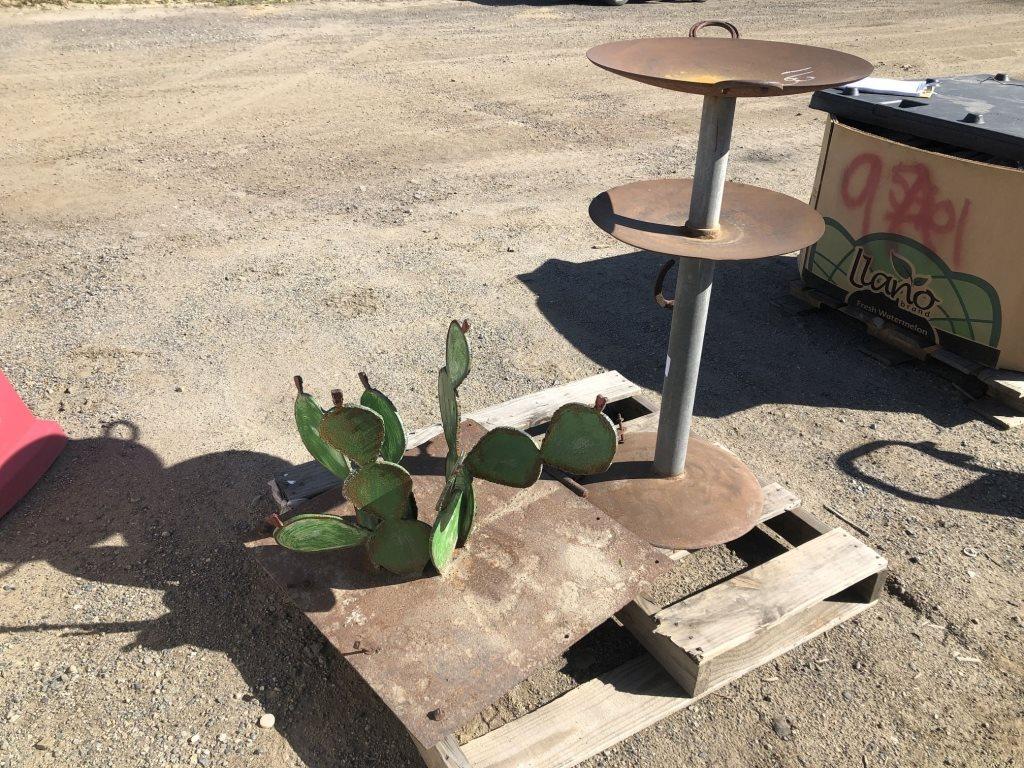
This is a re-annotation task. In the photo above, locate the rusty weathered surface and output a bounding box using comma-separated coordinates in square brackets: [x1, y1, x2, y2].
[587, 37, 871, 98]
[579, 430, 765, 551]
[247, 420, 670, 748]
[589, 178, 824, 261]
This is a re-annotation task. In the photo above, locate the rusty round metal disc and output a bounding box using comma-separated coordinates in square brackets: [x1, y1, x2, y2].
[590, 178, 824, 260]
[587, 38, 872, 97]
[579, 431, 764, 550]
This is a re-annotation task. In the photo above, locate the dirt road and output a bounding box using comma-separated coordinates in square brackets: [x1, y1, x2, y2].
[1, 0, 1022, 765]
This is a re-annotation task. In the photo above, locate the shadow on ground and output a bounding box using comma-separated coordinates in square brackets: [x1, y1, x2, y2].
[0, 425, 426, 767]
[837, 439, 1024, 519]
[518, 251, 977, 428]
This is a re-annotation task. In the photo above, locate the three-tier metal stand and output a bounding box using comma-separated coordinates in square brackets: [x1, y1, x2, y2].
[582, 21, 872, 550]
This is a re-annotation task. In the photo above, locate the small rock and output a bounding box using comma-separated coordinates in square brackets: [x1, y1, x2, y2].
[258, 714, 275, 729]
[217, 733, 228, 743]
[174, 386, 183, 393]
[771, 716, 792, 740]
[34, 736, 55, 751]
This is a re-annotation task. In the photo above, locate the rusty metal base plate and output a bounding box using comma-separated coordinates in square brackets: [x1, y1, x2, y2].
[589, 178, 824, 260]
[579, 430, 765, 550]
[247, 421, 669, 748]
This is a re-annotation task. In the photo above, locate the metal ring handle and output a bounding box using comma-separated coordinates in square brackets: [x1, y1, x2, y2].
[654, 259, 676, 310]
[688, 20, 740, 39]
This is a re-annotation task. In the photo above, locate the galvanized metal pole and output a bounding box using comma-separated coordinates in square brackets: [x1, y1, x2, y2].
[653, 94, 736, 477]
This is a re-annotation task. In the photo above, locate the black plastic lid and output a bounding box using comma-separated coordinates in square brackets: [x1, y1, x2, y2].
[810, 74, 1024, 162]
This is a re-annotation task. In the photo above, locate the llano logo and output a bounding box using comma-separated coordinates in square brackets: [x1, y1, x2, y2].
[849, 247, 938, 314]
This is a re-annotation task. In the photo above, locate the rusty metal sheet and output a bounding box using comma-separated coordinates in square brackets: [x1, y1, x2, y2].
[587, 37, 871, 98]
[579, 430, 765, 551]
[589, 178, 824, 261]
[247, 420, 670, 748]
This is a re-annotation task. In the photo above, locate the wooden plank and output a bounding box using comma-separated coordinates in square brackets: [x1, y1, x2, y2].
[416, 735, 472, 768]
[758, 483, 801, 523]
[676, 597, 872, 699]
[979, 368, 1024, 407]
[616, 599, 698, 694]
[272, 371, 640, 509]
[970, 395, 1024, 429]
[653, 529, 886, 660]
[460, 655, 688, 768]
[465, 598, 873, 768]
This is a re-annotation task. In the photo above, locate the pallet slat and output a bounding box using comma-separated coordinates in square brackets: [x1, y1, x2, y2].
[460, 655, 687, 768]
[789, 279, 1024, 418]
[464, 590, 877, 768]
[653, 528, 886, 659]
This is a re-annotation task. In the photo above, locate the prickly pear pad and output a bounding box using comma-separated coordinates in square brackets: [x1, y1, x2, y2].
[367, 519, 432, 576]
[359, 376, 407, 464]
[294, 385, 351, 481]
[540, 402, 617, 475]
[274, 514, 369, 552]
[429, 484, 463, 573]
[438, 366, 460, 455]
[320, 404, 385, 466]
[446, 320, 471, 389]
[466, 427, 543, 488]
[343, 461, 414, 521]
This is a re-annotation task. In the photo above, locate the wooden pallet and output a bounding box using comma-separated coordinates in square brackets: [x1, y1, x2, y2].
[269, 372, 887, 768]
[788, 279, 1024, 426]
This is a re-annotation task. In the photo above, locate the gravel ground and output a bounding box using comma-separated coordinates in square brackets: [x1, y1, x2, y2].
[1, 0, 1022, 766]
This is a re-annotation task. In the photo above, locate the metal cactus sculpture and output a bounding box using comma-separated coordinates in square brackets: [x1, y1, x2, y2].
[273, 321, 618, 577]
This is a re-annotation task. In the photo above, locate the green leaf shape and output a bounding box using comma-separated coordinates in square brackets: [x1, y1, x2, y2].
[456, 472, 475, 548]
[319, 404, 385, 466]
[343, 461, 414, 521]
[360, 386, 407, 464]
[294, 393, 351, 481]
[891, 253, 913, 280]
[540, 402, 618, 476]
[438, 366, 460, 455]
[446, 320, 471, 389]
[367, 519, 431, 576]
[430, 484, 463, 573]
[274, 514, 369, 552]
[465, 427, 542, 488]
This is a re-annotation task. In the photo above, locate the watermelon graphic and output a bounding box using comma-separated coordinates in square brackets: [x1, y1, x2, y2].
[804, 218, 1001, 348]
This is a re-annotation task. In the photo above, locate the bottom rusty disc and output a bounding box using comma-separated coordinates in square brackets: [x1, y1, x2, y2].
[579, 431, 764, 550]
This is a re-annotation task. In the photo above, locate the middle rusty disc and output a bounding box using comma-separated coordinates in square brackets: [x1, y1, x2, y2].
[590, 178, 824, 260]
[578, 430, 764, 550]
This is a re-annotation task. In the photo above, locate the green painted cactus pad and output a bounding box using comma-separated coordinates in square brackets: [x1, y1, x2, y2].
[446, 320, 471, 389]
[359, 373, 407, 464]
[465, 427, 542, 488]
[456, 471, 475, 548]
[320, 404, 386, 466]
[274, 514, 369, 552]
[438, 366, 460, 454]
[343, 461, 414, 521]
[368, 519, 432, 576]
[430, 482, 463, 573]
[293, 377, 351, 481]
[540, 402, 617, 475]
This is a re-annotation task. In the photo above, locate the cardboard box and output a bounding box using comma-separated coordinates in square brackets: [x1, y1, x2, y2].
[799, 119, 1024, 372]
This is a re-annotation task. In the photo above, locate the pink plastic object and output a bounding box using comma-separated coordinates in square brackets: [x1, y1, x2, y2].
[0, 370, 66, 518]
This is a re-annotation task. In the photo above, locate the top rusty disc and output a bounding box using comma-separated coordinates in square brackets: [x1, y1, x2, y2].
[587, 37, 872, 97]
